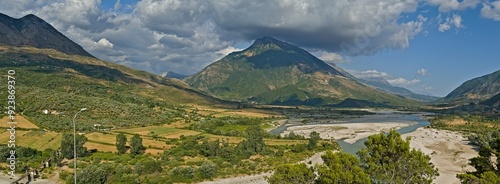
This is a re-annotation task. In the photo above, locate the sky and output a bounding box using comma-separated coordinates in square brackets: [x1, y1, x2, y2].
[0, 0, 499, 97]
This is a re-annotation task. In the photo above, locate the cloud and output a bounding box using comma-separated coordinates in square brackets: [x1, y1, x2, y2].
[317, 52, 349, 64]
[114, 0, 121, 10]
[217, 46, 241, 56]
[427, 0, 480, 12]
[387, 78, 421, 86]
[0, 0, 485, 75]
[438, 14, 464, 32]
[350, 69, 421, 87]
[349, 70, 390, 79]
[481, 1, 500, 21]
[97, 38, 114, 49]
[416, 68, 427, 76]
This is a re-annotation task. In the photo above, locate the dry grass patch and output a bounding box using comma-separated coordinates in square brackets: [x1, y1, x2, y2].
[0, 130, 61, 150]
[162, 130, 201, 138]
[85, 132, 117, 145]
[145, 148, 164, 155]
[0, 115, 38, 129]
[162, 120, 191, 128]
[265, 139, 309, 146]
[85, 142, 116, 153]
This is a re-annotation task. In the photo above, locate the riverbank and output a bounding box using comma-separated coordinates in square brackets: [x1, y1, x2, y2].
[281, 122, 416, 144]
[401, 127, 477, 184]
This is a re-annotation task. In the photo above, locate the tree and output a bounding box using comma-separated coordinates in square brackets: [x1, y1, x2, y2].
[61, 133, 87, 159]
[457, 133, 500, 183]
[130, 134, 145, 155]
[266, 163, 315, 184]
[316, 151, 371, 184]
[357, 130, 438, 184]
[135, 158, 162, 174]
[197, 161, 217, 179]
[66, 164, 108, 184]
[236, 126, 266, 157]
[308, 131, 320, 150]
[116, 133, 127, 154]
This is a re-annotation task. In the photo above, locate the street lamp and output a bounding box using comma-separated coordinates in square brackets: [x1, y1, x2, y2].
[73, 108, 87, 184]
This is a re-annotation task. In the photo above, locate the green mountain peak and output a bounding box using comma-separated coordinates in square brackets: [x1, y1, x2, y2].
[185, 37, 417, 107]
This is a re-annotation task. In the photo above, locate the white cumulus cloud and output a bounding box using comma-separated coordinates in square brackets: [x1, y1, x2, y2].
[387, 78, 421, 86]
[349, 70, 390, 79]
[97, 38, 114, 49]
[317, 52, 349, 64]
[481, 1, 500, 21]
[428, 0, 480, 12]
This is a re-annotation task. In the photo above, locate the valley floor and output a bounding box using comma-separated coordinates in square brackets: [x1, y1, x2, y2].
[200, 127, 478, 184]
[401, 127, 478, 184]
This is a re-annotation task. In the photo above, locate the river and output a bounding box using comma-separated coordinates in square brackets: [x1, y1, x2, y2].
[269, 111, 431, 155]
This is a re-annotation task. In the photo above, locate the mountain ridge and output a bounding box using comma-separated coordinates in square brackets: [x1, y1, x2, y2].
[443, 70, 500, 102]
[359, 77, 439, 102]
[185, 36, 417, 107]
[0, 13, 93, 57]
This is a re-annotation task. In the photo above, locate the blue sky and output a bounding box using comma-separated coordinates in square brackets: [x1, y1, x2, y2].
[1, 0, 499, 97]
[339, 6, 500, 96]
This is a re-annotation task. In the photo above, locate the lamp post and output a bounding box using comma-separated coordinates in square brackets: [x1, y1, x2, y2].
[73, 108, 87, 184]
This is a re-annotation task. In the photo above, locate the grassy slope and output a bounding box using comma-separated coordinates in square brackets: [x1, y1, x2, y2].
[0, 46, 230, 131]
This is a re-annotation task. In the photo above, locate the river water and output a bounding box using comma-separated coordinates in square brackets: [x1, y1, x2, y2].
[269, 111, 431, 155]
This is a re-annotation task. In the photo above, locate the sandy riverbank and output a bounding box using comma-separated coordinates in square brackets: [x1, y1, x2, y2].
[281, 122, 416, 144]
[401, 127, 477, 184]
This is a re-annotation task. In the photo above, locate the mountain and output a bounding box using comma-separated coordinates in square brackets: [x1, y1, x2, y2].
[184, 36, 417, 106]
[359, 77, 438, 102]
[161, 71, 188, 79]
[0, 14, 234, 131]
[443, 70, 500, 102]
[480, 93, 500, 108]
[0, 13, 93, 57]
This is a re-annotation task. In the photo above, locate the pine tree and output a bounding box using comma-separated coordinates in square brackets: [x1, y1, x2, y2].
[316, 151, 371, 184]
[357, 130, 438, 184]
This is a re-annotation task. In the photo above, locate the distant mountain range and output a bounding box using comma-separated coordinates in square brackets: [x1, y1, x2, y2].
[358, 77, 438, 102]
[185, 36, 417, 107]
[161, 71, 188, 79]
[0, 13, 93, 57]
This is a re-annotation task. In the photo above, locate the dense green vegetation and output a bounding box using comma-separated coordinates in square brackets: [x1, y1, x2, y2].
[189, 116, 276, 137]
[316, 151, 371, 184]
[430, 114, 500, 133]
[267, 163, 315, 184]
[269, 130, 438, 184]
[456, 129, 500, 183]
[0, 48, 229, 131]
